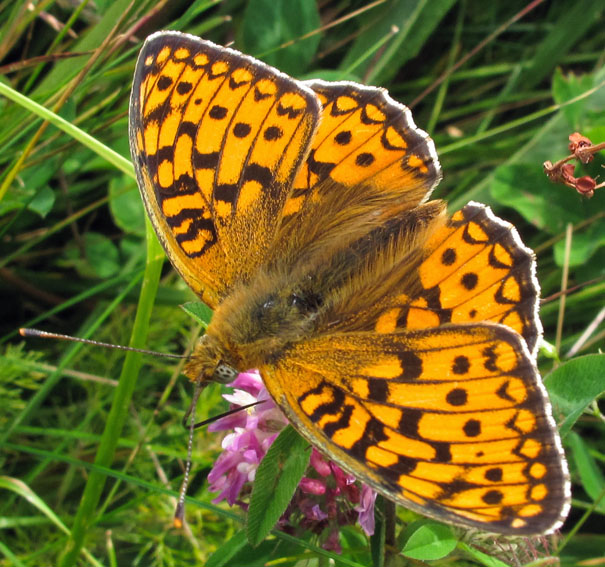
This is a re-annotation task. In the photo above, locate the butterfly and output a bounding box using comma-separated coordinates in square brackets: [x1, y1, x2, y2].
[129, 31, 570, 535]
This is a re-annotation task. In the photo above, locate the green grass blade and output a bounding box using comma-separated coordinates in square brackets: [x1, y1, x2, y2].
[57, 220, 164, 567]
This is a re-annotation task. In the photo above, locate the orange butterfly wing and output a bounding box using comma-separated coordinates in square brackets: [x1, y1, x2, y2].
[261, 198, 569, 534]
[283, 80, 441, 220]
[129, 32, 320, 308]
[262, 323, 568, 534]
[377, 202, 542, 354]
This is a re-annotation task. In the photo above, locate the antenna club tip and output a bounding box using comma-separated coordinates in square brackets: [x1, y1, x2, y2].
[174, 502, 185, 529]
[19, 328, 27, 337]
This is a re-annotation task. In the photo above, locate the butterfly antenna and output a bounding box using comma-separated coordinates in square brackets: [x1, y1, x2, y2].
[174, 376, 205, 529]
[19, 328, 187, 359]
[183, 399, 266, 430]
[174, 388, 267, 527]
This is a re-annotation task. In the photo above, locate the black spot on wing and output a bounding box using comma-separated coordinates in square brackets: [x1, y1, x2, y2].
[368, 379, 389, 403]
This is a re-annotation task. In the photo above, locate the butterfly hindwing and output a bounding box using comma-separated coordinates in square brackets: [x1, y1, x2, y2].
[129, 32, 320, 308]
[262, 325, 568, 534]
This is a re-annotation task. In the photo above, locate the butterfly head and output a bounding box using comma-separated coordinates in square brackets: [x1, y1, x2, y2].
[184, 333, 239, 385]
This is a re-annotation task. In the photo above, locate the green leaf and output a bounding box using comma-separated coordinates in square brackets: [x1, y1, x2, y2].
[85, 233, 120, 278]
[553, 222, 605, 267]
[0, 161, 56, 217]
[247, 425, 311, 546]
[552, 68, 595, 129]
[400, 520, 457, 560]
[491, 164, 588, 234]
[457, 541, 510, 567]
[206, 530, 248, 567]
[567, 432, 605, 513]
[109, 177, 145, 236]
[61, 232, 120, 279]
[544, 354, 605, 438]
[467, 63, 605, 213]
[27, 186, 55, 217]
[180, 301, 213, 327]
[240, 0, 320, 75]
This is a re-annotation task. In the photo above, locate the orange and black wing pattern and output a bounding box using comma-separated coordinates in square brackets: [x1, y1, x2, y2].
[270, 80, 442, 267]
[262, 201, 569, 534]
[281, 80, 441, 221]
[129, 32, 320, 308]
[263, 324, 568, 534]
[130, 31, 569, 536]
[376, 202, 542, 355]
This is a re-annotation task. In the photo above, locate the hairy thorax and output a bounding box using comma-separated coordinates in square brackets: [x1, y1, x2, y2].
[183, 202, 446, 385]
[184, 268, 323, 384]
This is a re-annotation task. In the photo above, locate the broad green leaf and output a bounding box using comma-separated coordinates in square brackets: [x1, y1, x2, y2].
[400, 520, 457, 560]
[109, 177, 145, 236]
[552, 68, 595, 129]
[85, 233, 120, 279]
[27, 186, 55, 217]
[340, 525, 372, 566]
[240, 0, 320, 75]
[491, 164, 589, 234]
[567, 432, 605, 513]
[61, 232, 120, 279]
[464, 64, 605, 212]
[247, 425, 311, 546]
[553, 223, 605, 267]
[544, 354, 605, 438]
[0, 161, 57, 217]
[180, 301, 213, 327]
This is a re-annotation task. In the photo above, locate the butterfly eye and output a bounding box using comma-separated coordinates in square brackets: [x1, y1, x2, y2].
[213, 363, 238, 384]
[289, 291, 323, 314]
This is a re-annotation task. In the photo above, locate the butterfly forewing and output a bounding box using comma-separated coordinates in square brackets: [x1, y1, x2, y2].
[129, 32, 320, 307]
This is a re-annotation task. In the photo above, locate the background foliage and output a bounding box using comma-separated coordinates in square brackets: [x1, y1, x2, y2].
[1, 1, 604, 565]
